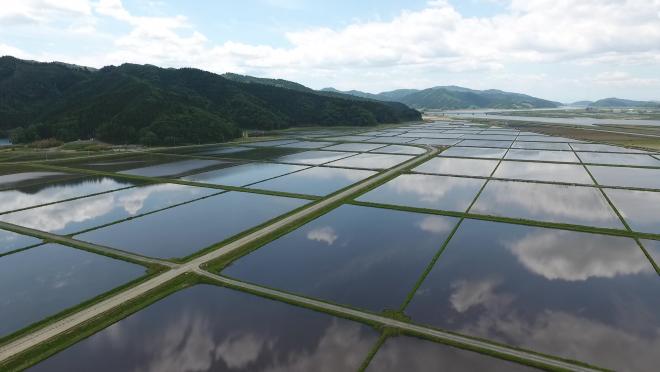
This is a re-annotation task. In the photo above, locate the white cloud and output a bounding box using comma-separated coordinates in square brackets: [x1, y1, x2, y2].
[2, 0, 660, 99]
[306, 226, 338, 245]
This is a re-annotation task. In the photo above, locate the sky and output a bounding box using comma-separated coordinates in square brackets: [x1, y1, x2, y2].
[1, 0, 660, 102]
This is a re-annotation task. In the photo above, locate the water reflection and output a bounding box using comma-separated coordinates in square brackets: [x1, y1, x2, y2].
[577, 152, 660, 167]
[1, 184, 217, 234]
[0, 171, 73, 189]
[640, 239, 660, 268]
[372, 145, 425, 155]
[31, 285, 377, 372]
[406, 219, 659, 372]
[471, 180, 623, 228]
[249, 167, 376, 196]
[357, 174, 484, 212]
[588, 165, 660, 189]
[440, 146, 507, 159]
[328, 153, 412, 169]
[0, 244, 144, 337]
[0, 177, 136, 214]
[322, 143, 383, 152]
[276, 151, 355, 165]
[184, 163, 308, 187]
[75, 192, 308, 259]
[604, 189, 660, 234]
[505, 149, 579, 163]
[0, 229, 41, 254]
[224, 205, 458, 311]
[366, 336, 536, 371]
[413, 157, 498, 177]
[120, 159, 228, 177]
[493, 161, 593, 184]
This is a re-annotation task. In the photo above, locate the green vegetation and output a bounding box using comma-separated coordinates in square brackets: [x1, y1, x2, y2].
[0, 56, 420, 146]
[325, 85, 560, 109]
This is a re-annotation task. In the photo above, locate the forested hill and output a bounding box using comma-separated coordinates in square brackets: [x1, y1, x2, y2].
[0, 56, 420, 145]
[323, 86, 560, 109]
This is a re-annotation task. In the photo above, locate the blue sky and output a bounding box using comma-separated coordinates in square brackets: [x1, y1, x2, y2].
[1, 0, 659, 102]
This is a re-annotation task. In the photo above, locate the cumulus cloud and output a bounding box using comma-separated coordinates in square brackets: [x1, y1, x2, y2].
[306, 226, 338, 245]
[2, 0, 660, 98]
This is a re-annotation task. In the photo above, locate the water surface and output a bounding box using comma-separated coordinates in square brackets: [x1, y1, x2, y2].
[323, 143, 385, 152]
[604, 189, 660, 234]
[0, 243, 145, 337]
[505, 149, 579, 163]
[0, 229, 41, 254]
[184, 163, 307, 187]
[406, 219, 659, 372]
[493, 161, 593, 184]
[31, 285, 378, 372]
[1, 184, 219, 234]
[413, 157, 498, 177]
[440, 146, 507, 159]
[511, 141, 571, 151]
[328, 153, 412, 170]
[75, 192, 308, 259]
[0, 177, 137, 214]
[577, 152, 660, 167]
[357, 174, 484, 212]
[224, 205, 458, 311]
[366, 336, 536, 372]
[249, 166, 375, 196]
[458, 140, 512, 148]
[276, 150, 356, 165]
[471, 180, 624, 228]
[587, 165, 660, 189]
[372, 145, 425, 155]
[571, 143, 646, 153]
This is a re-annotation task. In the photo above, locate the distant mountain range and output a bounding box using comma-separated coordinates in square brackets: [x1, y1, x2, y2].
[0, 56, 420, 145]
[570, 98, 660, 108]
[322, 86, 561, 109]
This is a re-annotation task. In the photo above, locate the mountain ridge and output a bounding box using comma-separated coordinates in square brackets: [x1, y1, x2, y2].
[0, 56, 420, 145]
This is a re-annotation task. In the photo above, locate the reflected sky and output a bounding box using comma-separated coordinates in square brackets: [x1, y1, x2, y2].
[406, 219, 659, 372]
[505, 149, 579, 163]
[249, 167, 376, 196]
[357, 174, 484, 212]
[328, 153, 412, 170]
[413, 157, 498, 177]
[588, 165, 660, 189]
[366, 336, 536, 372]
[75, 192, 308, 259]
[511, 141, 571, 151]
[440, 146, 507, 159]
[246, 139, 299, 147]
[493, 161, 593, 184]
[0, 229, 41, 254]
[184, 163, 308, 187]
[640, 239, 660, 268]
[275, 151, 356, 165]
[0, 184, 218, 234]
[277, 141, 335, 149]
[0, 177, 136, 214]
[31, 285, 378, 372]
[120, 159, 228, 178]
[192, 146, 252, 156]
[366, 136, 414, 144]
[577, 152, 660, 167]
[458, 140, 512, 148]
[409, 138, 460, 146]
[571, 143, 646, 153]
[471, 180, 623, 228]
[604, 189, 660, 234]
[224, 205, 458, 311]
[371, 145, 425, 155]
[0, 243, 144, 338]
[0, 170, 75, 190]
[322, 143, 385, 152]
